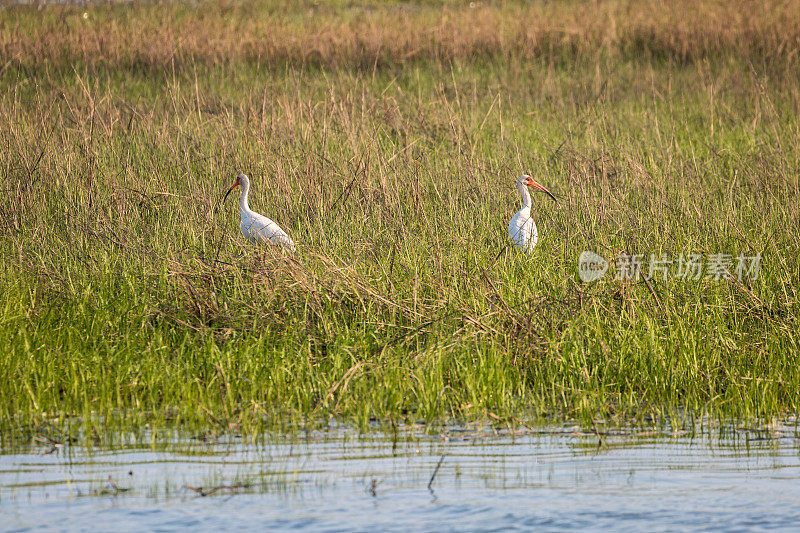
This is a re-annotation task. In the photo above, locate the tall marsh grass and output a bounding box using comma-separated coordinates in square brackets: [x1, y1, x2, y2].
[0, 0, 798, 444]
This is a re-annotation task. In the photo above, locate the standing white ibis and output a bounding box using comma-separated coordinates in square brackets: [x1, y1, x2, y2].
[508, 174, 557, 252]
[223, 173, 296, 252]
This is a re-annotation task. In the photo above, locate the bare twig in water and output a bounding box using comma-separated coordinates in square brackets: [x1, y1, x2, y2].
[96, 475, 130, 496]
[33, 434, 71, 455]
[427, 454, 446, 492]
[184, 483, 252, 497]
[593, 419, 607, 448]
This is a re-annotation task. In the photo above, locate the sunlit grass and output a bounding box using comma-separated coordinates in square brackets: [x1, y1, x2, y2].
[0, 0, 798, 446]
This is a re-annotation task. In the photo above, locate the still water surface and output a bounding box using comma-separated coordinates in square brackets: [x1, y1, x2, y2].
[2, 423, 799, 531]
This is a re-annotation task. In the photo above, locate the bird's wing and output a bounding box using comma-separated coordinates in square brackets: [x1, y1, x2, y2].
[509, 211, 535, 251]
[245, 213, 295, 249]
[508, 211, 529, 243]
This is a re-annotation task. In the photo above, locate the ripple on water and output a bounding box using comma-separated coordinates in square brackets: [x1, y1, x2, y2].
[2, 424, 800, 531]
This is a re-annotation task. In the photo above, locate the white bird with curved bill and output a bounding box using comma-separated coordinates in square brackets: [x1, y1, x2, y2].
[508, 174, 557, 252]
[223, 173, 296, 252]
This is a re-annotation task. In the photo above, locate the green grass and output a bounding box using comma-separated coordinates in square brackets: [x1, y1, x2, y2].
[1, 0, 798, 445]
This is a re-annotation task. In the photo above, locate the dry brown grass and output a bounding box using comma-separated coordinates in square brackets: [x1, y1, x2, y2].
[3, 0, 800, 70]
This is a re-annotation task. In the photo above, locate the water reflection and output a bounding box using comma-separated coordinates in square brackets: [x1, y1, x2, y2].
[2, 422, 799, 531]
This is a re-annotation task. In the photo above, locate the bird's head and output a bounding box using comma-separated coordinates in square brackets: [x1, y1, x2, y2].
[223, 173, 249, 203]
[518, 174, 557, 203]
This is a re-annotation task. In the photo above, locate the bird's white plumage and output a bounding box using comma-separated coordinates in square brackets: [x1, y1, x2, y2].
[508, 176, 538, 252]
[508, 174, 555, 253]
[230, 174, 295, 252]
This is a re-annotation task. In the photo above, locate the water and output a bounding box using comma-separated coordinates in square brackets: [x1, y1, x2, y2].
[2, 423, 800, 531]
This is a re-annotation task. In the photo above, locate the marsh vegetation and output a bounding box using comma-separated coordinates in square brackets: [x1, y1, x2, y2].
[0, 0, 798, 444]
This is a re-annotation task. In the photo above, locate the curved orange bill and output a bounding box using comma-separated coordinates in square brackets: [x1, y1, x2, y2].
[222, 179, 240, 204]
[527, 178, 558, 203]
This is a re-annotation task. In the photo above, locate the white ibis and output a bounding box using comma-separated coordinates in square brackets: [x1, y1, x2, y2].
[508, 174, 557, 252]
[223, 173, 296, 252]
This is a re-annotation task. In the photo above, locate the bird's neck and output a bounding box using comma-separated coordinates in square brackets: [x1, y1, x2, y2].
[517, 182, 532, 210]
[239, 183, 253, 217]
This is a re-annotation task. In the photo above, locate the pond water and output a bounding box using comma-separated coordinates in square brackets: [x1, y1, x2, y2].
[2, 422, 799, 531]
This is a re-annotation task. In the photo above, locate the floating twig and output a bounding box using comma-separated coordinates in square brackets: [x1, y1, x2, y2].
[184, 482, 251, 497]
